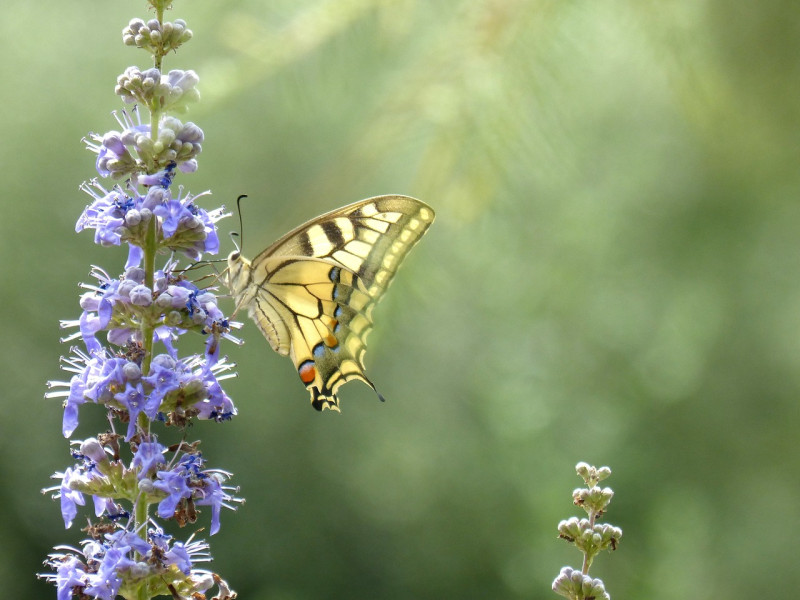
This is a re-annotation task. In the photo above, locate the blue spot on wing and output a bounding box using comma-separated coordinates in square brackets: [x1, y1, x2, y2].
[313, 343, 325, 358]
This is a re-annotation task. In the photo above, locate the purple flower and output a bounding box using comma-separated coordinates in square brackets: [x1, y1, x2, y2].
[76, 182, 134, 246]
[194, 473, 225, 535]
[82, 547, 124, 600]
[152, 189, 222, 259]
[62, 373, 88, 437]
[197, 366, 236, 421]
[92, 496, 127, 522]
[59, 468, 86, 528]
[142, 361, 180, 406]
[148, 453, 238, 535]
[154, 470, 192, 519]
[138, 162, 177, 188]
[51, 554, 87, 600]
[47, 19, 242, 597]
[41, 525, 222, 600]
[94, 131, 139, 179]
[132, 441, 166, 479]
[125, 245, 143, 269]
[105, 529, 151, 557]
[84, 356, 128, 405]
[84, 109, 148, 179]
[114, 382, 161, 440]
[76, 178, 221, 261]
[165, 542, 193, 574]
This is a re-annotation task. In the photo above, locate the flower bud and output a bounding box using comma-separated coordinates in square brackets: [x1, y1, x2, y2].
[122, 361, 142, 382]
[124, 267, 145, 283]
[117, 279, 138, 298]
[80, 438, 108, 463]
[138, 478, 155, 494]
[125, 209, 142, 227]
[129, 285, 153, 306]
[79, 292, 100, 311]
[165, 310, 183, 326]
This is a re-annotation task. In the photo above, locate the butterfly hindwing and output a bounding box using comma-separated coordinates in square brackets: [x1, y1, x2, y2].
[226, 195, 435, 411]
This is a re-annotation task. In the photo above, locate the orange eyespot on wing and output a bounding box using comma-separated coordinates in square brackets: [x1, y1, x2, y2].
[298, 360, 317, 385]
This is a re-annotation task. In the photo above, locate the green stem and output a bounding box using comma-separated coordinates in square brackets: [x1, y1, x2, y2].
[154, 1, 165, 71]
[150, 2, 166, 152]
[141, 216, 157, 372]
[582, 510, 597, 575]
[132, 218, 158, 573]
[132, 4, 171, 597]
[150, 110, 160, 153]
[139, 215, 157, 433]
[134, 495, 149, 556]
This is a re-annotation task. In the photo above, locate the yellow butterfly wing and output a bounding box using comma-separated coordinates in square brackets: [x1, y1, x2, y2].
[226, 195, 435, 411]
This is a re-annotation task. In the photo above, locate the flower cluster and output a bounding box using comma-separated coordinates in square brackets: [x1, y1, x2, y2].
[56, 438, 234, 536]
[123, 18, 193, 56]
[42, 1, 239, 598]
[552, 462, 622, 600]
[116, 67, 200, 113]
[46, 523, 230, 600]
[552, 567, 610, 600]
[85, 108, 204, 180]
[76, 177, 222, 260]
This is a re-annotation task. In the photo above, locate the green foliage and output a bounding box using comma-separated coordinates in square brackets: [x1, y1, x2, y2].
[2, 0, 799, 598]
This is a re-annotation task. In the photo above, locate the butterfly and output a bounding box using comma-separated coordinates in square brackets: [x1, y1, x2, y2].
[224, 195, 435, 411]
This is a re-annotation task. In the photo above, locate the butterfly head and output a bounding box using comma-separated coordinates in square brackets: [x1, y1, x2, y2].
[224, 250, 250, 294]
[223, 224, 251, 292]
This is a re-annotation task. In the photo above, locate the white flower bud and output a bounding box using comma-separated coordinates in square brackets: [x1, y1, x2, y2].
[80, 438, 108, 463]
[125, 209, 141, 227]
[117, 279, 138, 298]
[124, 267, 145, 283]
[122, 361, 141, 382]
[129, 284, 153, 306]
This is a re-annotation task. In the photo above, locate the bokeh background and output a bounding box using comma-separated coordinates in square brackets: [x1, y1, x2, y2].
[2, 0, 799, 598]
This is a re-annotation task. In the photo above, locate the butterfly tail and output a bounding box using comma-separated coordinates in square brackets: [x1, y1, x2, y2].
[308, 375, 385, 412]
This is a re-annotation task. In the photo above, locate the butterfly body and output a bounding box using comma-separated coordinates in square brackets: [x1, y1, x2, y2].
[225, 195, 434, 411]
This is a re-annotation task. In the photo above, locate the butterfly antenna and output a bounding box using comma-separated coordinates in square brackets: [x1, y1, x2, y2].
[181, 258, 227, 272]
[235, 194, 248, 253]
[229, 231, 241, 253]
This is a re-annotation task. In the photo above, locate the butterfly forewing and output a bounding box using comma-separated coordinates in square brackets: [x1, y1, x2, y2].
[227, 195, 434, 411]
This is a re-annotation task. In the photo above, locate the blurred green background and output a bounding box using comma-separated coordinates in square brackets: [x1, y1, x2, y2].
[2, 0, 799, 598]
